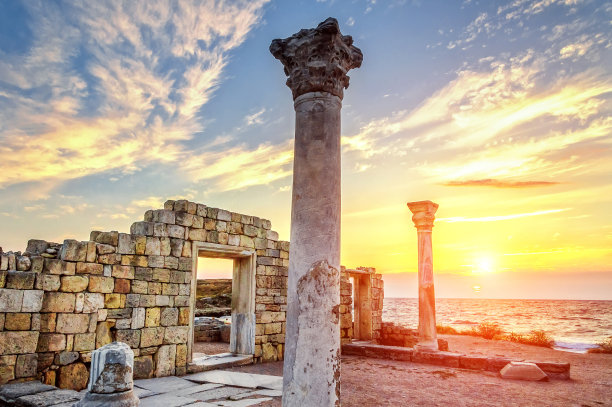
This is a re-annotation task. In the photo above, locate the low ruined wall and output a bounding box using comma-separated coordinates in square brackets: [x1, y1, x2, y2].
[379, 322, 418, 347]
[0, 199, 289, 389]
[194, 317, 231, 343]
[339, 273, 353, 344]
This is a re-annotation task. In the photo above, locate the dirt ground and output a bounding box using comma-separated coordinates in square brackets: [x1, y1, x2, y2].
[192, 341, 230, 356]
[226, 334, 612, 406]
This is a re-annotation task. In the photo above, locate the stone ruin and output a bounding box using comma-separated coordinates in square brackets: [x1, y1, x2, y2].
[0, 200, 290, 389]
[0, 198, 387, 392]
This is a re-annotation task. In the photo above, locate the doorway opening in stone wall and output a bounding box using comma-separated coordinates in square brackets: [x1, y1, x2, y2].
[188, 242, 256, 367]
[193, 257, 233, 357]
[350, 272, 373, 341]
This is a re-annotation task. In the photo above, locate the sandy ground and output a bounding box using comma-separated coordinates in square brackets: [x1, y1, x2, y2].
[225, 334, 612, 406]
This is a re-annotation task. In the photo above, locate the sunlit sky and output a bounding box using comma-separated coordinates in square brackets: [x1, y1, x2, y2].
[1, 0, 611, 299]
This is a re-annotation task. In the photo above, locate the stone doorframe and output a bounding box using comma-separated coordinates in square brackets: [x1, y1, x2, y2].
[348, 270, 373, 341]
[188, 242, 257, 362]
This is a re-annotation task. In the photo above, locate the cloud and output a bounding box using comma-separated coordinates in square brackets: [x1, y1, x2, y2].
[0, 0, 271, 193]
[342, 47, 612, 184]
[437, 208, 571, 223]
[443, 179, 561, 188]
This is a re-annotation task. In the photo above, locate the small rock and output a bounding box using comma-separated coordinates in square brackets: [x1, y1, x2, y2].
[500, 361, 548, 381]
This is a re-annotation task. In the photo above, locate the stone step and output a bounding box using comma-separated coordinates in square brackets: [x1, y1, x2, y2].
[186, 353, 253, 374]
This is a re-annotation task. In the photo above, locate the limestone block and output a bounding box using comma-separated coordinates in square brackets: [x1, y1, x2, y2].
[112, 265, 135, 279]
[181, 241, 192, 257]
[82, 292, 105, 313]
[141, 327, 165, 347]
[96, 321, 115, 348]
[174, 295, 189, 307]
[96, 243, 116, 256]
[55, 351, 80, 365]
[131, 280, 148, 294]
[262, 343, 277, 362]
[160, 308, 179, 326]
[114, 278, 131, 293]
[178, 257, 191, 271]
[500, 361, 548, 381]
[178, 307, 190, 325]
[88, 276, 114, 293]
[16, 256, 32, 271]
[206, 231, 219, 244]
[131, 221, 154, 236]
[154, 344, 176, 376]
[139, 294, 156, 307]
[162, 283, 179, 296]
[178, 284, 190, 295]
[176, 212, 194, 227]
[116, 330, 141, 348]
[155, 295, 170, 307]
[105, 293, 124, 308]
[117, 233, 136, 255]
[227, 234, 241, 246]
[175, 344, 187, 367]
[57, 313, 90, 333]
[42, 292, 75, 312]
[37, 333, 66, 353]
[44, 259, 76, 275]
[159, 238, 171, 256]
[40, 313, 57, 332]
[145, 307, 161, 327]
[164, 256, 179, 269]
[163, 326, 189, 344]
[15, 353, 37, 378]
[60, 275, 89, 292]
[196, 203, 207, 217]
[61, 240, 87, 262]
[134, 355, 154, 379]
[148, 256, 164, 268]
[5, 271, 35, 289]
[240, 236, 254, 248]
[22, 289, 43, 312]
[58, 362, 89, 390]
[189, 228, 207, 241]
[0, 355, 16, 384]
[76, 262, 104, 275]
[152, 209, 175, 224]
[74, 333, 96, 351]
[4, 313, 31, 330]
[131, 307, 145, 329]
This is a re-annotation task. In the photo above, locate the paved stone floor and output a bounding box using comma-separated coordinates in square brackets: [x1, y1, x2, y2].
[0, 370, 282, 406]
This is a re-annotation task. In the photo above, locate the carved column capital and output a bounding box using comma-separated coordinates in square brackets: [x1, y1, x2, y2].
[270, 17, 363, 100]
[407, 200, 439, 231]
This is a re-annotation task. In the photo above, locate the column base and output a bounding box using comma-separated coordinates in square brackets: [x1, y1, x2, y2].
[74, 389, 139, 406]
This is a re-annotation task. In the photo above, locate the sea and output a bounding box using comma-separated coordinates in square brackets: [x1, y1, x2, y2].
[383, 298, 612, 353]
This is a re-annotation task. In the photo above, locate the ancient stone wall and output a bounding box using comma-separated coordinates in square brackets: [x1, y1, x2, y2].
[339, 272, 353, 344]
[0, 199, 288, 389]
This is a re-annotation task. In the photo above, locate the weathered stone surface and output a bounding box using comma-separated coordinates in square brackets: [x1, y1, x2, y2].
[500, 361, 548, 381]
[4, 312, 31, 330]
[131, 307, 145, 330]
[163, 326, 189, 344]
[96, 321, 115, 348]
[6, 271, 36, 289]
[0, 331, 39, 355]
[55, 351, 80, 366]
[83, 292, 105, 313]
[22, 289, 44, 312]
[15, 353, 38, 378]
[459, 355, 488, 370]
[0, 355, 16, 384]
[133, 355, 154, 379]
[89, 276, 115, 293]
[58, 362, 89, 390]
[154, 344, 176, 376]
[0, 288, 23, 312]
[85, 341, 135, 395]
[74, 333, 96, 351]
[16, 388, 82, 406]
[60, 275, 89, 292]
[116, 330, 141, 349]
[41, 292, 76, 312]
[141, 327, 165, 347]
[114, 278, 131, 293]
[37, 333, 66, 352]
[41, 274, 61, 291]
[145, 307, 161, 327]
[0, 380, 55, 401]
[44, 259, 76, 275]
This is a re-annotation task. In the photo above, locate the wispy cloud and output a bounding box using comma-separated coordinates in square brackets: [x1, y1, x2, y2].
[0, 0, 271, 194]
[443, 179, 561, 188]
[438, 208, 571, 223]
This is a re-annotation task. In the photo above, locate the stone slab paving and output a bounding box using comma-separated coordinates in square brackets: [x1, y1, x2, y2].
[184, 371, 282, 390]
[0, 368, 281, 406]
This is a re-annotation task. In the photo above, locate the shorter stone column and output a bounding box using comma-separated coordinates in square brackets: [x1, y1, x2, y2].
[75, 342, 139, 406]
[407, 200, 439, 351]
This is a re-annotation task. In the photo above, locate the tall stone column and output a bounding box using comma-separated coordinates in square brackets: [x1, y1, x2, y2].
[407, 200, 439, 351]
[270, 18, 362, 406]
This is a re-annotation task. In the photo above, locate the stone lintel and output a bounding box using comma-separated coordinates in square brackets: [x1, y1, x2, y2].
[407, 200, 439, 230]
[270, 17, 363, 100]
